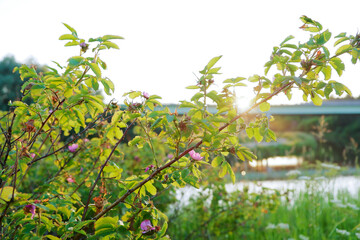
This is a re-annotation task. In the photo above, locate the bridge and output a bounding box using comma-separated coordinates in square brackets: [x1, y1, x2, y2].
[161, 99, 360, 116]
[256, 100, 360, 115]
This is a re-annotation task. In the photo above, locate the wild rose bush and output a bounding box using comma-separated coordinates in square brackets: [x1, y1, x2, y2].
[0, 16, 359, 239]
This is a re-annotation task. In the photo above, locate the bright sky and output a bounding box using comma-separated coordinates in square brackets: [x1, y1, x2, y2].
[1, 0, 359, 107]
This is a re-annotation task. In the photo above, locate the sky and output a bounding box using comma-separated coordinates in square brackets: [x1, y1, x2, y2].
[1, 0, 359, 108]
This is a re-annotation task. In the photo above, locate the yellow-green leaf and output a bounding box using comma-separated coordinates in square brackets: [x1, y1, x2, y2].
[88, 63, 101, 78]
[311, 92, 323, 106]
[145, 181, 157, 195]
[259, 102, 270, 112]
[211, 155, 223, 168]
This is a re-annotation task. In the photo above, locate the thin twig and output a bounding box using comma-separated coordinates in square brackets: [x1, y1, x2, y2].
[82, 119, 137, 220]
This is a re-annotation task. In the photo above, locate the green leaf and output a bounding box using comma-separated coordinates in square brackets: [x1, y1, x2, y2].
[100, 79, 113, 95]
[212, 155, 224, 168]
[59, 34, 77, 40]
[9, 101, 28, 108]
[207, 90, 220, 103]
[151, 118, 162, 129]
[329, 57, 345, 76]
[0, 187, 16, 203]
[64, 41, 79, 46]
[87, 63, 101, 78]
[181, 169, 190, 179]
[322, 46, 330, 59]
[145, 181, 157, 195]
[191, 92, 204, 102]
[179, 101, 196, 108]
[102, 35, 124, 41]
[332, 82, 352, 96]
[280, 35, 295, 46]
[300, 15, 322, 32]
[226, 162, 236, 184]
[95, 217, 117, 231]
[335, 44, 352, 55]
[111, 111, 123, 124]
[259, 102, 270, 112]
[62, 23, 78, 37]
[183, 175, 199, 188]
[45, 235, 61, 240]
[128, 136, 143, 147]
[68, 56, 84, 67]
[206, 55, 222, 70]
[246, 127, 254, 139]
[248, 74, 260, 82]
[218, 162, 228, 178]
[282, 44, 297, 49]
[128, 91, 141, 99]
[74, 220, 95, 231]
[334, 37, 349, 46]
[253, 127, 263, 142]
[207, 67, 221, 74]
[166, 114, 175, 122]
[223, 77, 246, 84]
[314, 30, 331, 45]
[101, 41, 120, 50]
[321, 65, 331, 80]
[311, 92, 322, 106]
[186, 85, 200, 89]
[324, 84, 333, 98]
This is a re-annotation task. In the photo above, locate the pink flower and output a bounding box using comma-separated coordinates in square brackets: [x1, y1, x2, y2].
[67, 177, 75, 183]
[84, 138, 89, 143]
[143, 92, 150, 99]
[141, 219, 155, 234]
[189, 150, 203, 161]
[167, 154, 174, 159]
[68, 143, 78, 153]
[24, 204, 36, 219]
[30, 153, 36, 159]
[145, 165, 155, 172]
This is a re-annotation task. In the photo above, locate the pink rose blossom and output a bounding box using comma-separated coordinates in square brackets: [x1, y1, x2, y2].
[84, 138, 89, 143]
[30, 153, 36, 159]
[167, 154, 174, 159]
[143, 92, 150, 99]
[140, 219, 155, 234]
[67, 177, 75, 183]
[145, 165, 155, 172]
[189, 150, 203, 161]
[68, 143, 78, 153]
[24, 204, 36, 219]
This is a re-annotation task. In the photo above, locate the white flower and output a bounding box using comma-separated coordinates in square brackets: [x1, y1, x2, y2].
[356, 232, 360, 239]
[68, 227, 74, 231]
[321, 163, 340, 170]
[286, 170, 301, 177]
[277, 223, 289, 230]
[336, 203, 347, 208]
[266, 223, 276, 229]
[299, 234, 309, 240]
[266, 222, 289, 230]
[347, 203, 360, 210]
[336, 228, 350, 236]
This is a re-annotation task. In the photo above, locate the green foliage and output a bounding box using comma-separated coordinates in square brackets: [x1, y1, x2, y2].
[0, 56, 31, 111]
[0, 16, 358, 239]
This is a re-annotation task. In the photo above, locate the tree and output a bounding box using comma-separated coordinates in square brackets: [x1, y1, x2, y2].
[0, 55, 23, 110]
[0, 16, 359, 239]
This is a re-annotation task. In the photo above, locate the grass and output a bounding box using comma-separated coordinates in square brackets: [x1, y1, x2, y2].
[167, 173, 360, 239]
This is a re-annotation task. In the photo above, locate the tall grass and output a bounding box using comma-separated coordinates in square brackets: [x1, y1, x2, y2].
[167, 178, 360, 239]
